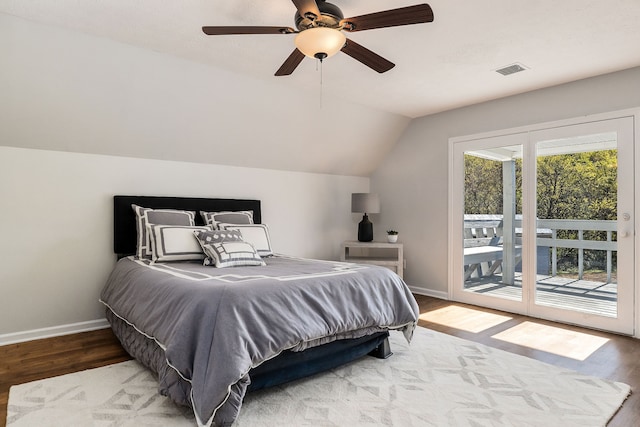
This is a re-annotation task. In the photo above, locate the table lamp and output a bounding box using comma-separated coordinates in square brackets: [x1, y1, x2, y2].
[351, 193, 380, 242]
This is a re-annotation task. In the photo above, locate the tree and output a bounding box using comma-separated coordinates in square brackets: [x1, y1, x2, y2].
[464, 155, 504, 214]
[536, 150, 617, 221]
[464, 150, 617, 274]
[464, 150, 617, 221]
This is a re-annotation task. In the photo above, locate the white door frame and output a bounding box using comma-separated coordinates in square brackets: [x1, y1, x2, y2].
[448, 109, 638, 336]
[449, 132, 529, 315]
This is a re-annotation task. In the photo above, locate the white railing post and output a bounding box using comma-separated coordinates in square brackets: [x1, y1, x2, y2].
[551, 229, 557, 276]
[578, 229, 584, 280]
[502, 160, 516, 285]
[607, 230, 612, 283]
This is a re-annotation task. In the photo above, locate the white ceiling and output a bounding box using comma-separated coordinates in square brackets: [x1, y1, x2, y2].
[2, 0, 640, 119]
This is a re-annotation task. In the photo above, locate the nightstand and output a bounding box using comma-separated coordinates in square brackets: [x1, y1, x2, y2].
[340, 241, 404, 279]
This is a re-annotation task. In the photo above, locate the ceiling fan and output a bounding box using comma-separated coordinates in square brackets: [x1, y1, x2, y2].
[202, 0, 434, 76]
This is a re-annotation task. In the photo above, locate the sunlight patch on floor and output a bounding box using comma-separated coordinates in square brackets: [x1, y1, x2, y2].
[419, 305, 512, 333]
[491, 321, 610, 361]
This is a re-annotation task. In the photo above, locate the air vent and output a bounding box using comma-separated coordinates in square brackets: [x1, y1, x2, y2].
[495, 63, 528, 76]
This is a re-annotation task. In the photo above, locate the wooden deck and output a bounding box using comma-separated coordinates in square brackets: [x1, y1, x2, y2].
[464, 273, 617, 318]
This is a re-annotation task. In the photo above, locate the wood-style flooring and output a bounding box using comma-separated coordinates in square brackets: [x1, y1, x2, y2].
[0, 328, 131, 427]
[1, 295, 638, 426]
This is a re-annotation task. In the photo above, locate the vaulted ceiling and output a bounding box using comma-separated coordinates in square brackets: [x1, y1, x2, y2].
[2, 1, 640, 176]
[4, 0, 640, 118]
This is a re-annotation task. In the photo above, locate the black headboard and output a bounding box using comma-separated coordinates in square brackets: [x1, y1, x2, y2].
[114, 195, 262, 256]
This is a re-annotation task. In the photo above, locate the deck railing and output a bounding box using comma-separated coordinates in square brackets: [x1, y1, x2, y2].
[464, 216, 617, 283]
[536, 219, 617, 283]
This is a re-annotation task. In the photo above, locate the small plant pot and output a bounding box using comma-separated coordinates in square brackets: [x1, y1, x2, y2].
[387, 234, 398, 243]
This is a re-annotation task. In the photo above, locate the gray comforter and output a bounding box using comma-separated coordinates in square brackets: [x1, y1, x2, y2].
[100, 255, 419, 426]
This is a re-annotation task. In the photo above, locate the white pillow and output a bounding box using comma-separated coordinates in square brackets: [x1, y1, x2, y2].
[220, 223, 273, 257]
[147, 224, 211, 262]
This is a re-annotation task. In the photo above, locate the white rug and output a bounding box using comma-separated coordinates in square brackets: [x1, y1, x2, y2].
[7, 327, 630, 427]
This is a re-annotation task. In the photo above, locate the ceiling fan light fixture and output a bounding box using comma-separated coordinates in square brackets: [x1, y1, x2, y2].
[294, 27, 346, 59]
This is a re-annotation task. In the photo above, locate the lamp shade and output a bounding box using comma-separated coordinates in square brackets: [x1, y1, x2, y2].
[351, 193, 380, 214]
[295, 27, 346, 59]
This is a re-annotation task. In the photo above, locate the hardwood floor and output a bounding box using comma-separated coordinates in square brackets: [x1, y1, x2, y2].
[1, 296, 638, 426]
[0, 328, 131, 427]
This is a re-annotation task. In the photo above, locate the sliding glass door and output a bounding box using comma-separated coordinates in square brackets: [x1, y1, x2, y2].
[451, 133, 529, 315]
[450, 116, 634, 334]
[527, 118, 634, 333]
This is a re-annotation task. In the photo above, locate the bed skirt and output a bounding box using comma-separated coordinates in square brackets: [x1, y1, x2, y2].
[105, 309, 390, 403]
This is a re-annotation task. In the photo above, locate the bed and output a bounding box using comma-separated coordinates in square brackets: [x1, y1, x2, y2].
[101, 195, 419, 427]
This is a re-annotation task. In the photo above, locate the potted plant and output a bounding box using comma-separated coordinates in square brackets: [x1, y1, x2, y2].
[386, 230, 399, 243]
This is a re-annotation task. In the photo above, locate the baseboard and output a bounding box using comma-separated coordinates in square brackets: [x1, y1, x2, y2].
[0, 318, 110, 346]
[409, 285, 449, 300]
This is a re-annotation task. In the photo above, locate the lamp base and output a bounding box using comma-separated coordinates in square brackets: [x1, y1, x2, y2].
[358, 214, 374, 242]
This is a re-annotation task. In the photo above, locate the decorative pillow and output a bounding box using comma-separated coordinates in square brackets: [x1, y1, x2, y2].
[193, 229, 244, 266]
[200, 210, 254, 230]
[193, 229, 265, 268]
[219, 223, 273, 257]
[132, 205, 195, 259]
[147, 225, 211, 262]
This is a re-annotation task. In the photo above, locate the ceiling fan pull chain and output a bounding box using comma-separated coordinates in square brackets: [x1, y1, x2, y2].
[319, 58, 324, 109]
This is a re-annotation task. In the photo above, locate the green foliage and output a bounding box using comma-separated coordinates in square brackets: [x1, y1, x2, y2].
[463, 156, 506, 214]
[464, 150, 618, 272]
[464, 150, 617, 220]
[536, 150, 617, 221]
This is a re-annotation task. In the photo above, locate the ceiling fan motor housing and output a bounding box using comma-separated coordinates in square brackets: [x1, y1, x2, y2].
[202, 2, 435, 76]
[295, 0, 344, 31]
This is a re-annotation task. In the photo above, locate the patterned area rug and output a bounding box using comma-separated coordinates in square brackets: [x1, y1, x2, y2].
[7, 327, 630, 427]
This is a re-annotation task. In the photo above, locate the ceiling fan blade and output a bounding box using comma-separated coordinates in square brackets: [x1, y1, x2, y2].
[340, 4, 434, 32]
[275, 49, 306, 76]
[202, 26, 295, 35]
[292, 0, 321, 19]
[341, 38, 395, 73]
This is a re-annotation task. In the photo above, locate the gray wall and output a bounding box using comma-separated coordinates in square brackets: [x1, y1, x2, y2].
[371, 66, 640, 295]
